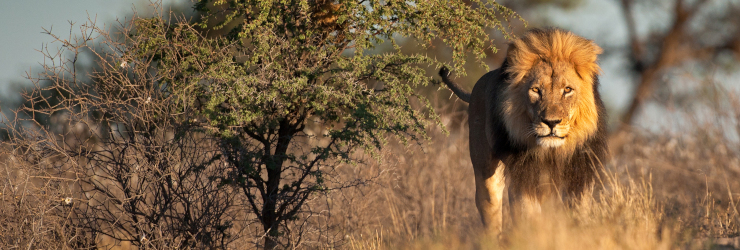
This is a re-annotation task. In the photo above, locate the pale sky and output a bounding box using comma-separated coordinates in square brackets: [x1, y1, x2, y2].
[0, 0, 182, 101]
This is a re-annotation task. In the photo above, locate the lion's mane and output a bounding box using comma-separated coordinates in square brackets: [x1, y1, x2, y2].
[494, 28, 607, 197]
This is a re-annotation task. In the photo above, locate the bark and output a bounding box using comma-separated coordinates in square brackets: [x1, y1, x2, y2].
[262, 119, 297, 249]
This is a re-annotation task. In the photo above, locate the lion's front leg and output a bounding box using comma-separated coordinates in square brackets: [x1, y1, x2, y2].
[506, 182, 543, 227]
[473, 162, 506, 236]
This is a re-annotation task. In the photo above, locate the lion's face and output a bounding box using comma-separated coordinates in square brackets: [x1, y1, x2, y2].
[524, 61, 587, 148]
[501, 29, 602, 151]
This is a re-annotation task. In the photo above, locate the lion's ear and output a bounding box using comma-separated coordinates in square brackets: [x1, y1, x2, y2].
[504, 35, 541, 84]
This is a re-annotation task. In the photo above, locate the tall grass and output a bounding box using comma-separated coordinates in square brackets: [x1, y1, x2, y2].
[333, 127, 669, 250]
[330, 88, 740, 249]
[2, 88, 739, 249]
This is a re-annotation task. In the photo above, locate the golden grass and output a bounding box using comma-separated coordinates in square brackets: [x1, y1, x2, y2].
[2, 91, 740, 249]
[335, 125, 740, 249]
[329, 89, 740, 249]
[3, 109, 739, 249]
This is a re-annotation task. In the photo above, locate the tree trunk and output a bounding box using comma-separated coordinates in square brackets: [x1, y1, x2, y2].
[264, 229, 278, 250]
[261, 120, 295, 249]
[617, 67, 659, 133]
[615, 0, 693, 135]
[262, 168, 280, 250]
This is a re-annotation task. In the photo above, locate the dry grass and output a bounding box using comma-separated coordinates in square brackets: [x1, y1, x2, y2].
[318, 89, 740, 249]
[3, 98, 740, 249]
[331, 127, 739, 250]
[3, 102, 740, 249]
[327, 126, 667, 250]
[2, 88, 740, 249]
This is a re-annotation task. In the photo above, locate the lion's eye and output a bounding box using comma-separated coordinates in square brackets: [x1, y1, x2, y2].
[564, 87, 573, 94]
[530, 87, 540, 94]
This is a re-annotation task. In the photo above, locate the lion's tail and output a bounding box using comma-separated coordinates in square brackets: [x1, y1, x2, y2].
[438, 66, 471, 103]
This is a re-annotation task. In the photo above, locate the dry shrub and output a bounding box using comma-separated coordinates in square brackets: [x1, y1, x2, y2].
[0, 10, 242, 248]
[0, 141, 95, 248]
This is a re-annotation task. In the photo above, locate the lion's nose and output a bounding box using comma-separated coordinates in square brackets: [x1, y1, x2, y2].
[542, 119, 562, 129]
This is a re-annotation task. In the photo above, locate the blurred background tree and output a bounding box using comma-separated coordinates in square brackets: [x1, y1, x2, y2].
[616, 0, 740, 134]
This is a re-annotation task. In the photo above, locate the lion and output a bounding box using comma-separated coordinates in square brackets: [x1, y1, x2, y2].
[439, 28, 608, 235]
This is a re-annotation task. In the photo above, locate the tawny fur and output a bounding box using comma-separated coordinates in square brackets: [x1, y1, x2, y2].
[438, 28, 608, 236]
[502, 28, 603, 157]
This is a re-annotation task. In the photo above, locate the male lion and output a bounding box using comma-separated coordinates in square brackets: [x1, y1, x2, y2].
[439, 28, 608, 235]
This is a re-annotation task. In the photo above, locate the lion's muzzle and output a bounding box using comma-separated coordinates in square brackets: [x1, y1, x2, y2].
[534, 118, 569, 147]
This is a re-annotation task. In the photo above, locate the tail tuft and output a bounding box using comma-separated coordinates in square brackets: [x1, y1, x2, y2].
[439, 66, 450, 78]
[438, 66, 471, 103]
